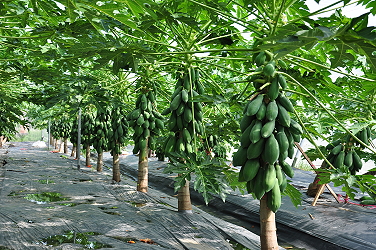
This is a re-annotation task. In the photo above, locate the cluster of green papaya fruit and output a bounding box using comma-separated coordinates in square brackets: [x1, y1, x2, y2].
[325, 127, 372, 174]
[351, 127, 372, 147]
[69, 117, 78, 145]
[51, 118, 71, 139]
[163, 68, 204, 154]
[128, 91, 164, 154]
[108, 106, 128, 155]
[81, 113, 95, 146]
[92, 108, 111, 154]
[325, 140, 363, 174]
[204, 134, 219, 150]
[233, 54, 303, 212]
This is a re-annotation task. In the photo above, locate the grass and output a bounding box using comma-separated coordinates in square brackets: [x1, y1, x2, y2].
[12, 129, 48, 142]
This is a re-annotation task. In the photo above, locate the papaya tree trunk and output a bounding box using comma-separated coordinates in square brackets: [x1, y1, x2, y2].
[85, 144, 91, 167]
[260, 197, 278, 250]
[97, 151, 103, 172]
[59, 138, 64, 153]
[0, 136, 6, 148]
[137, 138, 149, 192]
[71, 144, 76, 157]
[178, 178, 192, 213]
[112, 152, 121, 182]
[63, 138, 68, 154]
[54, 138, 58, 149]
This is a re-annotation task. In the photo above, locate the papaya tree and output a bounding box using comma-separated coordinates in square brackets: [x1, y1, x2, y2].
[108, 104, 129, 183]
[92, 107, 112, 172]
[81, 110, 96, 167]
[128, 82, 164, 192]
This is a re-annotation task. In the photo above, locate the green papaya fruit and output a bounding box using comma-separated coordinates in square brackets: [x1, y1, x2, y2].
[344, 151, 353, 167]
[250, 120, 263, 143]
[247, 138, 265, 159]
[254, 167, 266, 199]
[181, 89, 189, 103]
[242, 159, 260, 182]
[246, 95, 264, 116]
[275, 131, 289, 155]
[261, 120, 276, 138]
[262, 134, 279, 164]
[263, 63, 276, 77]
[264, 163, 277, 192]
[277, 74, 287, 89]
[334, 151, 345, 168]
[277, 94, 294, 112]
[275, 164, 284, 186]
[256, 102, 267, 120]
[267, 179, 282, 213]
[240, 115, 255, 132]
[233, 147, 248, 167]
[255, 51, 266, 66]
[280, 160, 294, 178]
[277, 105, 291, 127]
[161, 107, 171, 116]
[241, 124, 253, 148]
[170, 93, 182, 111]
[267, 77, 279, 101]
[331, 144, 343, 155]
[266, 101, 278, 121]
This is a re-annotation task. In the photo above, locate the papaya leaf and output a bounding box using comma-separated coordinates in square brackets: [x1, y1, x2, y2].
[283, 183, 302, 208]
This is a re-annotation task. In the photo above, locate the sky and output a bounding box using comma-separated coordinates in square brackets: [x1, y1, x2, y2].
[306, 0, 376, 25]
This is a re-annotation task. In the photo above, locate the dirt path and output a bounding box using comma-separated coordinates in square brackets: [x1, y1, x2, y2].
[0, 142, 263, 250]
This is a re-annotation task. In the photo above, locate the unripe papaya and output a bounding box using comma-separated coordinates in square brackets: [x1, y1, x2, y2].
[275, 131, 289, 155]
[246, 94, 264, 116]
[181, 89, 189, 103]
[233, 147, 248, 167]
[240, 115, 255, 132]
[247, 138, 265, 159]
[267, 179, 281, 213]
[161, 107, 171, 116]
[261, 120, 275, 138]
[331, 144, 343, 155]
[275, 164, 284, 185]
[334, 151, 345, 168]
[170, 93, 182, 111]
[255, 51, 266, 66]
[352, 151, 362, 171]
[184, 107, 193, 123]
[256, 102, 267, 120]
[266, 101, 278, 121]
[263, 63, 276, 77]
[264, 163, 277, 192]
[277, 105, 291, 127]
[267, 77, 279, 101]
[242, 159, 260, 182]
[241, 124, 253, 148]
[176, 102, 186, 116]
[262, 134, 279, 164]
[250, 120, 263, 143]
[254, 167, 266, 199]
[182, 128, 192, 143]
[277, 74, 287, 89]
[289, 119, 303, 135]
[344, 151, 353, 167]
[277, 94, 294, 112]
[280, 160, 294, 178]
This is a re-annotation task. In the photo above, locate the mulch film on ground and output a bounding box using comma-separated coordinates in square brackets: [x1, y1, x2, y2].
[0, 142, 264, 250]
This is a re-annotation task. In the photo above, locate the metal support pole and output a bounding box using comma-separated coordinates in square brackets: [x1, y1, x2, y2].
[47, 120, 50, 151]
[77, 108, 82, 170]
